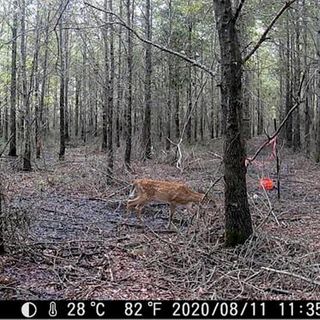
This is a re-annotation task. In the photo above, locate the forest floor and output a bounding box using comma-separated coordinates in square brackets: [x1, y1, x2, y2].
[0, 136, 319, 299]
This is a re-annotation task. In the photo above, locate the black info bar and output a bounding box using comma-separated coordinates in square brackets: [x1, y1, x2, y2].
[0, 300, 319, 319]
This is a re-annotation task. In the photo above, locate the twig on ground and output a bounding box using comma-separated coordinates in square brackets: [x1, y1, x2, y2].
[262, 267, 320, 286]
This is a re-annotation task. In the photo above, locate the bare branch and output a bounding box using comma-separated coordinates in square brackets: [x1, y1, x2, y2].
[53, 0, 72, 31]
[242, 0, 296, 64]
[0, 134, 14, 158]
[262, 267, 320, 286]
[247, 71, 306, 165]
[233, 0, 246, 22]
[84, 1, 216, 78]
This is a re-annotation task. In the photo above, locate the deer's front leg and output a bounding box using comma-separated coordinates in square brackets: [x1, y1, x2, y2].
[127, 195, 148, 224]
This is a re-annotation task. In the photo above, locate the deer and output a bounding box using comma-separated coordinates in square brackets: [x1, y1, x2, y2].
[126, 179, 216, 228]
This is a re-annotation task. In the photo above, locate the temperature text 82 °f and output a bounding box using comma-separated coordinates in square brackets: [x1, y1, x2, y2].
[124, 302, 163, 317]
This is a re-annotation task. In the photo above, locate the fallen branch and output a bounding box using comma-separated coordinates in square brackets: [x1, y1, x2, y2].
[262, 267, 320, 286]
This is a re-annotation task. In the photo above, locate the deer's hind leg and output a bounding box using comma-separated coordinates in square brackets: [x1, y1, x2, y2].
[168, 203, 177, 228]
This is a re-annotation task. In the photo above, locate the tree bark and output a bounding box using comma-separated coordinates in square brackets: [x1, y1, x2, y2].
[293, 6, 301, 151]
[0, 179, 4, 255]
[316, 0, 320, 162]
[213, 0, 253, 246]
[256, 55, 263, 135]
[75, 76, 80, 137]
[142, 0, 152, 159]
[174, 58, 180, 140]
[39, 13, 50, 144]
[124, 0, 133, 168]
[186, 14, 192, 144]
[64, 27, 70, 142]
[102, 0, 109, 151]
[115, 0, 123, 148]
[107, 0, 115, 180]
[303, 0, 310, 156]
[58, 14, 66, 160]
[8, 0, 18, 157]
[21, 0, 32, 171]
[34, 6, 41, 159]
[285, 14, 293, 148]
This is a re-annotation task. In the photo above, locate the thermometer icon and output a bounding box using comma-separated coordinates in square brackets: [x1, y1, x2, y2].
[49, 302, 57, 317]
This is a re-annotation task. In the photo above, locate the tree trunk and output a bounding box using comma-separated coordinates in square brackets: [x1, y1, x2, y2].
[38, 12, 50, 149]
[316, 0, 320, 162]
[75, 76, 80, 137]
[58, 14, 65, 160]
[34, 7, 41, 159]
[293, 7, 301, 151]
[210, 78, 214, 139]
[213, 0, 253, 246]
[165, 2, 173, 150]
[21, 0, 32, 171]
[4, 98, 9, 141]
[124, 0, 133, 168]
[81, 49, 87, 143]
[107, 0, 115, 180]
[303, 0, 310, 156]
[174, 59, 180, 140]
[142, 0, 152, 159]
[102, 0, 109, 151]
[256, 55, 263, 135]
[64, 27, 70, 142]
[186, 16, 192, 143]
[285, 14, 293, 147]
[115, 0, 123, 148]
[200, 69, 205, 141]
[0, 179, 4, 255]
[8, 0, 18, 157]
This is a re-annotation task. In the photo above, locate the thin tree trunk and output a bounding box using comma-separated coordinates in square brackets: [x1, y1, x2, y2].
[102, 0, 109, 151]
[316, 0, 320, 162]
[39, 12, 50, 148]
[257, 55, 263, 135]
[58, 14, 65, 160]
[210, 75, 215, 139]
[64, 27, 70, 142]
[0, 179, 4, 254]
[303, 0, 310, 156]
[8, 0, 18, 157]
[186, 16, 192, 143]
[21, 0, 32, 171]
[4, 99, 9, 140]
[165, 0, 173, 150]
[174, 60, 180, 140]
[124, 0, 133, 168]
[142, 0, 152, 159]
[285, 15, 293, 148]
[293, 7, 301, 151]
[166, 60, 172, 150]
[107, 0, 115, 180]
[81, 49, 87, 143]
[34, 7, 41, 159]
[75, 76, 80, 137]
[115, 0, 123, 148]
